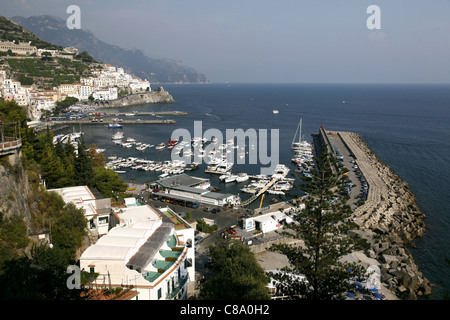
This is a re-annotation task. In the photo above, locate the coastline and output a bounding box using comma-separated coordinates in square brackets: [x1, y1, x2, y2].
[86, 87, 175, 108]
[338, 131, 431, 299]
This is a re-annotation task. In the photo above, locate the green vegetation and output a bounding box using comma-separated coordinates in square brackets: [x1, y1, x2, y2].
[198, 238, 270, 300]
[196, 218, 218, 234]
[0, 99, 130, 299]
[0, 244, 93, 299]
[5, 57, 91, 87]
[0, 16, 62, 50]
[269, 153, 366, 300]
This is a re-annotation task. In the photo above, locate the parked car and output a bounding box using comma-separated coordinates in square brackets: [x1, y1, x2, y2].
[204, 206, 214, 212]
[211, 208, 221, 214]
[194, 235, 203, 245]
[226, 228, 237, 235]
[190, 202, 200, 208]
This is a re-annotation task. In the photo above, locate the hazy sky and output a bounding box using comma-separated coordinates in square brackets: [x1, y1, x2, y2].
[2, 0, 450, 83]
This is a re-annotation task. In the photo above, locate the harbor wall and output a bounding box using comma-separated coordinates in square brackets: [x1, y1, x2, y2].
[338, 131, 431, 299]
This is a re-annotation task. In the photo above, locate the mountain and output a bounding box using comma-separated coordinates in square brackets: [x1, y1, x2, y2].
[11, 15, 209, 84]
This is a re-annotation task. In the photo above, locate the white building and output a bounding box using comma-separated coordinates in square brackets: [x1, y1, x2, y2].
[79, 205, 195, 300]
[241, 210, 294, 234]
[92, 87, 118, 101]
[48, 186, 112, 237]
[156, 173, 241, 207]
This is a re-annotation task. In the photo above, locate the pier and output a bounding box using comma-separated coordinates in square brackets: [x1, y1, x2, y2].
[48, 119, 177, 126]
[240, 178, 278, 207]
[104, 111, 188, 116]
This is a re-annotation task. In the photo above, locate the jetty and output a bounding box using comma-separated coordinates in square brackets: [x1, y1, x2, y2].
[47, 119, 177, 126]
[321, 129, 430, 299]
[240, 178, 278, 207]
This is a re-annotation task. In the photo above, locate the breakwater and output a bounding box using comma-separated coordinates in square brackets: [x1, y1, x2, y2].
[87, 87, 175, 108]
[338, 131, 431, 300]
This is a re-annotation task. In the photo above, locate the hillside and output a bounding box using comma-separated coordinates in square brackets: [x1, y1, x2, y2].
[0, 16, 61, 50]
[12, 15, 209, 84]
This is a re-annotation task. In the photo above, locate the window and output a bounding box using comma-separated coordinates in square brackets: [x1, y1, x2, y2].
[99, 216, 109, 225]
[158, 288, 162, 300]
[89, 267, 95, 273]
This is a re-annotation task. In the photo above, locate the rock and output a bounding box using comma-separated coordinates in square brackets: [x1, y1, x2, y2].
[382, 254, 400, 268]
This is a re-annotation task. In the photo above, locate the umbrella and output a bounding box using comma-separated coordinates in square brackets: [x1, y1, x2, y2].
[346, 293, 356, 298]
[362, 295, 373, 300]
[369, 287, 379, 292]
[374, 293, 383, 299]
[354, 282, 363, 287]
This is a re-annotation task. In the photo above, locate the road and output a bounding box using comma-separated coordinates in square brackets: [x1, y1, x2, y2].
[326, 132, 364, 210]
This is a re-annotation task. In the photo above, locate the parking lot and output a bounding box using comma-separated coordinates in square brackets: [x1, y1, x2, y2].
[327, 132, 368, 209]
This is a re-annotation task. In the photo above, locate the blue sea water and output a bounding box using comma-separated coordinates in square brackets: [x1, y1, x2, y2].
[68, 83, 450, 299]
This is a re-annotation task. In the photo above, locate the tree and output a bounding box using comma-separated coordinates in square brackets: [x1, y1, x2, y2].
[74, 139, 94, 187]
[93, 166, 128, 198]
[198, 238, 270, 300]
[0, 243, 88, 300]
[269, 152, 366, 300]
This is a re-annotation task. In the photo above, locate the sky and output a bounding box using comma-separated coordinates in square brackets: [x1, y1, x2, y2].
[1, 0, 450, 83]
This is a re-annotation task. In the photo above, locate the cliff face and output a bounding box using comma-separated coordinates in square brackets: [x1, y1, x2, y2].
[0, 151, 32, 230]
[89, 87, 175, 108]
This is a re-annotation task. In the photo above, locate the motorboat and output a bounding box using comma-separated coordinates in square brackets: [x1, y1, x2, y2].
[155, 142, 166, 150]
[112, 132, 124, 140]
[272, 164, 290, 180]
[235, 173, 249, 183]
[273, 109, 279, 114]
[108, 123, 123, 128]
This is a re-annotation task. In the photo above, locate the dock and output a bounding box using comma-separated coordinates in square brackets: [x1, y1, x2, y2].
[240, 178, 279, 207]
[48, 119, 177, 126]
[104, 111, 188, 116]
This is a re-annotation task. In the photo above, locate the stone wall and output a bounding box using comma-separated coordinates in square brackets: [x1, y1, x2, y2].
[338, 131, 431, 299]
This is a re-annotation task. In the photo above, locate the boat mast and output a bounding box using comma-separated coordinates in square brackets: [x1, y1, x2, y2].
[292, 118, 301, 146]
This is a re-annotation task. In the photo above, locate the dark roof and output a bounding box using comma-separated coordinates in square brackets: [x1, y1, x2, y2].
[157, 173, 208, 189]
[126, 222, 173, 272]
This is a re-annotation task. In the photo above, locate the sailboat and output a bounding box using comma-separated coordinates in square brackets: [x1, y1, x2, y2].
[291, 118, 312, 151]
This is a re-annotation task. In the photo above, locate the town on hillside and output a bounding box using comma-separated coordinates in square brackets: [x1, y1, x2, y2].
[0, 40, 151, 121]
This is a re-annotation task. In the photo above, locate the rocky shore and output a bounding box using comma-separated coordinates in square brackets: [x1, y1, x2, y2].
[338, 131, 431, 300]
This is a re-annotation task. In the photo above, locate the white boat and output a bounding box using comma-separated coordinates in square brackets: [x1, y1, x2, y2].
[112, 132, 124, 140]
[273, 109, 279, 114]
[268, 189, 285, 195]
[155, 143, 166, 150]
[205, 161, 233, 174]
[272, 164, 290, 180]
[108, 123, 123, 128]
[241, 187, 257, 194]
[291, 118, 313, 152]
[235, 173, 249, 183]
[224, 174, 238, 183]
[126, 137, 137, 143]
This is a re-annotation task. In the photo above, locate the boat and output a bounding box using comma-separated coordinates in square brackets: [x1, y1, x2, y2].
[155, 143, 166, 150]
[205, 160, 233, 174]
[235, 173, 249, 183]
[291, 117, 313, 152]
[273, 109, 279, 114]
[112, 132, 124, 140]
[126, 137, 137, 143]
[272, 164, 290, 180]
[224, 174, 238, 183]
[115, 170, 127, 174]
[108, 123, 123, 128]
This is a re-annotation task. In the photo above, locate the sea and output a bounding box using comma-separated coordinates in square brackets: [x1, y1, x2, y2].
[57, 83, 450, 299]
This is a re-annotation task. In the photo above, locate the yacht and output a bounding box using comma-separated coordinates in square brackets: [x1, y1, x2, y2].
[272, 164, 290, 180]
[112, 132, 124, 140]
[205, 160, 233, 174]
[235, 173, 249, 183]
[273, 109, 279, 114]
[108, 123, 123, 128]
